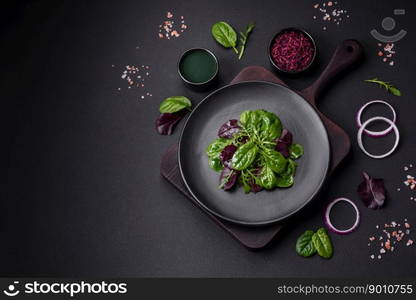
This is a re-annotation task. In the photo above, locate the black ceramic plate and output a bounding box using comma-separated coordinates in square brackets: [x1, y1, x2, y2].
[178, 81, 330, 226]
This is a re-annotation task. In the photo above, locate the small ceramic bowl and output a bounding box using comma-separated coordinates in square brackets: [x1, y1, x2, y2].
[178, 48, 219, 89]
[268, 27, 317, 75]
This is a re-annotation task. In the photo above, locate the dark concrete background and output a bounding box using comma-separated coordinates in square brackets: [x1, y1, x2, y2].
[2, 0, 416, 277]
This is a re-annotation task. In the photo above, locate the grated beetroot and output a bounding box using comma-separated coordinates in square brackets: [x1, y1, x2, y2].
[271, 30, 315, 72]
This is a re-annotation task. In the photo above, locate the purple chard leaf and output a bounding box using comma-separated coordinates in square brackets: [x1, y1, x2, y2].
[275, 129, 293, 158]
[357, 171, 386, 209]
[155, 110, 187, 135]
[219, 167, 240, 190]
[249, 179, 263, 193]
[218, 119, 241, 139]
[219, 144, 238, 167]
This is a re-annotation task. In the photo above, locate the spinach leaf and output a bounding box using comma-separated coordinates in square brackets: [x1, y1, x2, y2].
[211, 22, 238, 54]
[159, 96, 192, 113]
[259, 165, 277, 190]
[240, 110, 261, 133]
[296, 230, 316, 257]
[231, 142, 258, 171]
[208, 157, 224, 172]
[262, 148, 287, 174]
[276, 159, 296, 187]
[289, 143, 304, 159]
[276, 174, 294, 188]
[285, 159, 297, 175]
[312, 228, 333, 259]
[239, 110, 252, 125]
[257, 110, 282, 141]
[206, 138, 231, 158]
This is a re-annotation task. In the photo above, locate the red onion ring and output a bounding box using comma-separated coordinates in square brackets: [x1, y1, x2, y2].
[325, 197, 360, 235]
[357, 116, 400, 159]
[356, 100, 396, 137]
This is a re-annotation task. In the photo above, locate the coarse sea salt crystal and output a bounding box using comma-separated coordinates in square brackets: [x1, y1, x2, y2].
[370, 255, 374, 259]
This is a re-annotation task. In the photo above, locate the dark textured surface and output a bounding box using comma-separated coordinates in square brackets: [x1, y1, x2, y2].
[2, 0, 416, 277]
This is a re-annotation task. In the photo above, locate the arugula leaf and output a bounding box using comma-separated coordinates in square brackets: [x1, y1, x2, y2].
[364, 78, 401, 96]
[238, 22, 255, 59]
[159, 96, 192, 113]
[211, 22, 238, 54]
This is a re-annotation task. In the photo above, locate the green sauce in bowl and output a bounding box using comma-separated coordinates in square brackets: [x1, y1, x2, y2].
[179, 49, 218, 85]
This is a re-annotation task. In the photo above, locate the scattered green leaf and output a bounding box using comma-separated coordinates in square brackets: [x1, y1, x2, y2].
[211, 22, 238, 54]
[296, 230, 316, 257]
[364, 78, 401, 96]
[312, 228, 333, 259]
[159, 96, 192, 113]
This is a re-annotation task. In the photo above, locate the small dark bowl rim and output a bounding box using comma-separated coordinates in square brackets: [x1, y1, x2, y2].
[268, 27, 317, 74]
[178, 48, 219, 86]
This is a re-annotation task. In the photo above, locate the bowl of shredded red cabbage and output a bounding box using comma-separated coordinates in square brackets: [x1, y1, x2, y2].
[269, 28, 316, 74]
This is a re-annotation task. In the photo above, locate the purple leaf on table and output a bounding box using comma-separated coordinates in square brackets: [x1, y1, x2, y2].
[357, 171, 386, 209]
[155, 110, 187, 135]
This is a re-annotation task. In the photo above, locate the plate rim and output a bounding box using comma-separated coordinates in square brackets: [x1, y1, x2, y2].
[178, 80, 330, 226]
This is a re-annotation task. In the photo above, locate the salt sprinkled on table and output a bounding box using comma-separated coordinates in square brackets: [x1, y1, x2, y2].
[114, 64, 152, 100]
[158, 11, 188, 40]
[312, 1, 350, 30]
[368, 219, 414, 261]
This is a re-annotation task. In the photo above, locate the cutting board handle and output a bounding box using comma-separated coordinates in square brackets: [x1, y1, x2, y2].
[301, 39, 363, 104]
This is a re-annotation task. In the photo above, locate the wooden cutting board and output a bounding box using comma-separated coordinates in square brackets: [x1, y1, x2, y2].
[160, 40, 363, 249]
